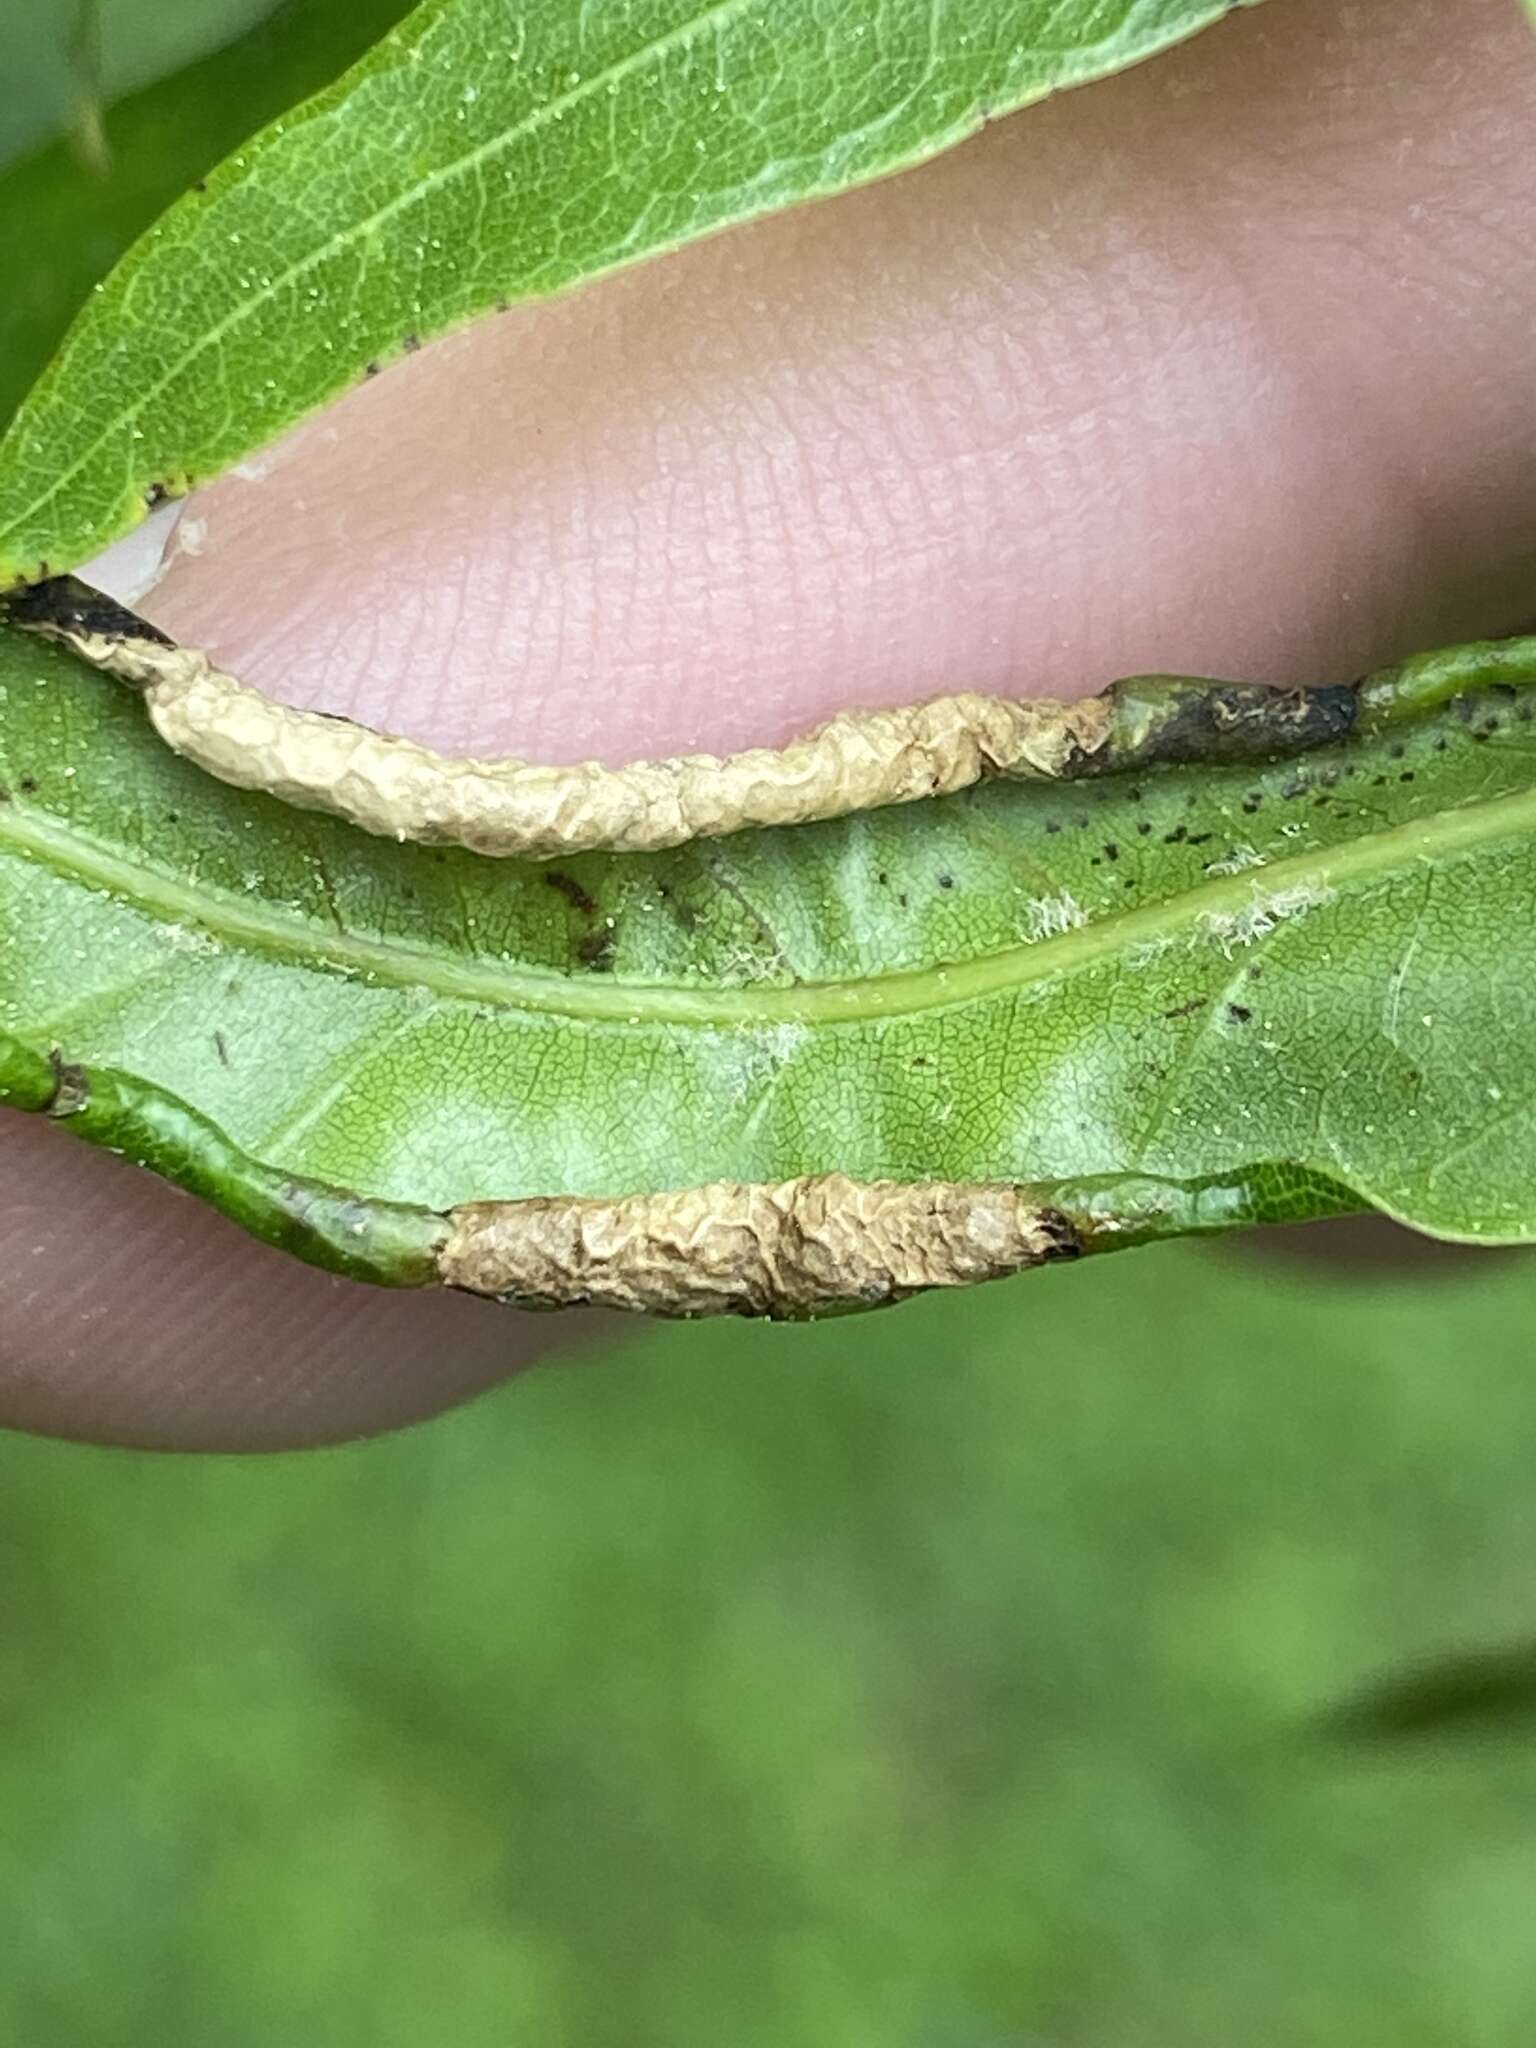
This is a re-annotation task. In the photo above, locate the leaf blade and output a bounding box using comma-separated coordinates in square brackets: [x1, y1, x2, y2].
[0, 0, 1259, 585]
[2, 622, 1533, 1293]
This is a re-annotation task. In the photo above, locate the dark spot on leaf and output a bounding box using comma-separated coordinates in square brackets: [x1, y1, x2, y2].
[364, 361, 382, 378]
[1037, 1209, 1084, 1262]
[1162, 824, 1187, 844]
[1226, 1003, 1252, 1025]
[4, 574, 175, 651]
[1044, 819, 1061, 835]
[1103, 842, 1119, 862]
[1399, 770, 1415, 783]
[576, 927, 616, 971]
[214, 1030, 231, 1068]
[936, 873, 954, 890]
[18, 776, 37, 795]
[1187, 832, 1213, 846]
[1136, 820, 1152, 836]
[1388, 741, 1406, 759]
[876, 871, 889, 887]
[402, 332, 422, 353]
[46, 1049, 89, 1118]
[1163, 996, 1205, 1020]
[544, 869, 598, 917]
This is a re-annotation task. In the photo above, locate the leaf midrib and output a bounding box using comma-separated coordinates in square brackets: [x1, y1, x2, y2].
[2, 786, 1530, 1029]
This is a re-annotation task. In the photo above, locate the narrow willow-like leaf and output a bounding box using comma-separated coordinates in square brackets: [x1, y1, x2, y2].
[0, 0, 1259, 586]
[1, 622, 1533, 1306]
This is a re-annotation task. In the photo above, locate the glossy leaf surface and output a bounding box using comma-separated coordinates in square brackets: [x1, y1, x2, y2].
[0, 0, 1257, 585]
[2, 623, 1534, 1279]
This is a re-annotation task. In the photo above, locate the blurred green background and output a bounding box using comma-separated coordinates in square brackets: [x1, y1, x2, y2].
[6, 3, 1536, 2042]
[7, 1242, 1536, 2046]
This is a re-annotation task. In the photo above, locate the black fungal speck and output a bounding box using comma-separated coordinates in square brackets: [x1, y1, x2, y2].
[18, 776, 37, 794]
[1399, 770, 1415, 783]
[1136, 820, 1152, 836]
[1162, 823, 1187, 844]
[1103, 842, 1119, 862]
[544, 868, 599, 917]
[402, 332, 422, 353]
[1187, 831, 1213, 847]
[576, 928, 616, 971]
[1226, 1003, 1252, 1025]
[1044, 819, 1061, 835]
[936, 873, 955, 890]
[1388, 741, 1406, 759]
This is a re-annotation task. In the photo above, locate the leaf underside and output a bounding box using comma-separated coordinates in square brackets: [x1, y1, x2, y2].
[0, 0, 1261, 586]
[2, 623, 1534, 1290]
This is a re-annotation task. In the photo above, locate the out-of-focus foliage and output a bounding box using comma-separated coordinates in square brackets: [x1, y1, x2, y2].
[0, 0, 412, 426]
[0, 0, 279, 169]
[5, 1238, 1536, 2045]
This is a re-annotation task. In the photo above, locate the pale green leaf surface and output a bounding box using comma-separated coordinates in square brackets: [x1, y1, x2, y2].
[2, 625, 1534, 1280]
[0, 0, 1259, 586]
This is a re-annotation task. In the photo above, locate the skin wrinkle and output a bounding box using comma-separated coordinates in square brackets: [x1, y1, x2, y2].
[3, 0, 1535, 1446]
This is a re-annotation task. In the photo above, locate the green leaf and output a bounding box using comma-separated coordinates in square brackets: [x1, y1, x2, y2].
[0, 0, 1259, 586]
[2, 621, 1534, 1302]
[0, 0, 414, 430]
